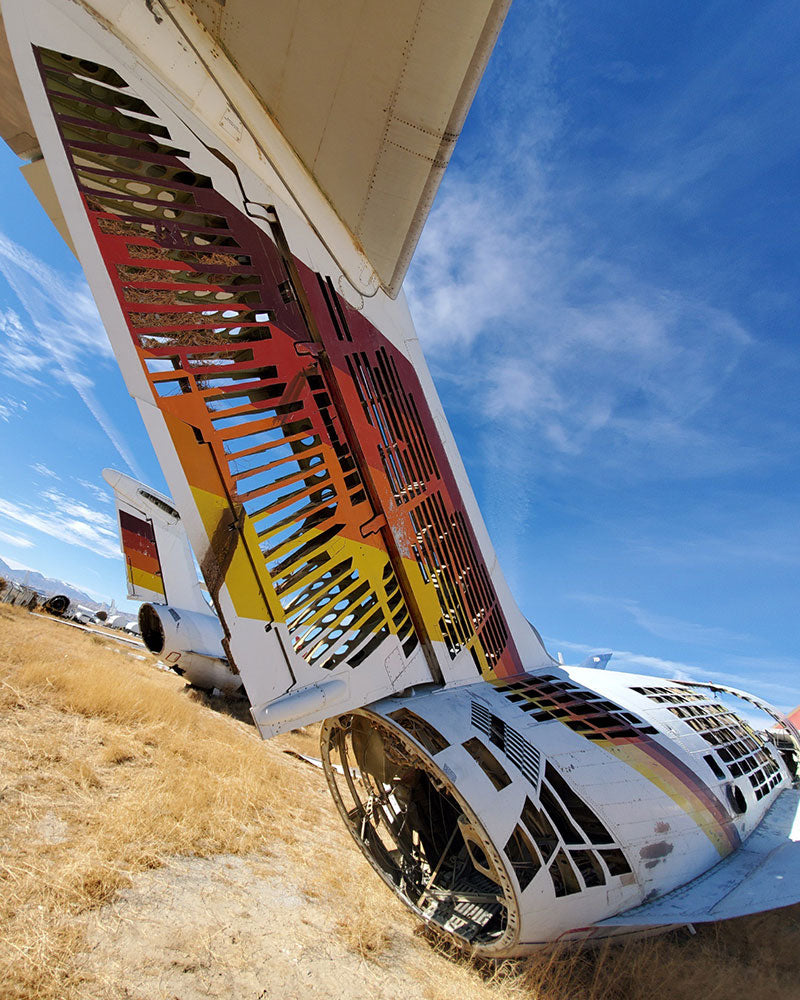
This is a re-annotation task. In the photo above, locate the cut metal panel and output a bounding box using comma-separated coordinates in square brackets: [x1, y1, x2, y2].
[600, 788, 800, 924]
[7, 9, 530, 731]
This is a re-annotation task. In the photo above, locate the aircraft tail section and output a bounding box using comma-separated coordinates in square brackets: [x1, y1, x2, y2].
[103, 469, 208, 615]
[6, 3, 554, 735]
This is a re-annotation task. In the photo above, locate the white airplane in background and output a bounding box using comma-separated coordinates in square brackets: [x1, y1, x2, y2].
[103, 467, 241, 692]
[2, 0, 800, 954]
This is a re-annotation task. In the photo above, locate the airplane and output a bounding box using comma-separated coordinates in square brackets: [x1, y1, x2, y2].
[103, 466, 242, 692]
[40, 592, 105, 624]
[1, 0, 799, 955]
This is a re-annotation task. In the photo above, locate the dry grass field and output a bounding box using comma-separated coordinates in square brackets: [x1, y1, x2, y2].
[1, 603, 799, 1000]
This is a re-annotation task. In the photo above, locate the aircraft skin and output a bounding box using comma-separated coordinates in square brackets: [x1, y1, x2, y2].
[103, 467, 242, 692]
[2, 0, 799, 955]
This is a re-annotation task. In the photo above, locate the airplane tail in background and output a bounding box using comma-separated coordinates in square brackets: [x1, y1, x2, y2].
[103, 468, 239, 693]
[103, 469, 208, 615]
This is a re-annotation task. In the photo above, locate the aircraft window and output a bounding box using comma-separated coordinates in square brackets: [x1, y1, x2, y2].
[494, 677, 657, 740]
[504, 825, 541, 891]
[544, 764, 614, 845]
[598, 848, 632, 876]
[388, 709, 449, 756]
[153, 377, 190, 397]
[570, 850, 606, 888]
[538, 783, 582, 844]
[635, 686, 782, 800]
[549, 849, 581, 897]
[462, 738, 511, 791]
[520, 797, 558, 862]
[41, 49, 132, 91]
[704, 753, 726, 780]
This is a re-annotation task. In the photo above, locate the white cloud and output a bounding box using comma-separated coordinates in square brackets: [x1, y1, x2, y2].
[77, 478, 112, 505]
[0, 491, 121, 560]
[31, 462, 59, 480]
[407, 173, 750, 478]
[567, 593, 751, 646]
[0, 394, 27, 422]
[0, 232, 144, 479]
[0, 529, 34, 549]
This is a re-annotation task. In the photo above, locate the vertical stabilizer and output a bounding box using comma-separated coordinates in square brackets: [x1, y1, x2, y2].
[102, 468, 209, 615]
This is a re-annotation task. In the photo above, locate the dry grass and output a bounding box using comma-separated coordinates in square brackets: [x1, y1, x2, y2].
[1, 604, 799, 1000]
[0, 606, 328, 998]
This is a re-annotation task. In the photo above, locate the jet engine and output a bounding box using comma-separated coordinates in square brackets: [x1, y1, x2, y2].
[42, 594, 70, 616]
[138, 603, 241, 694]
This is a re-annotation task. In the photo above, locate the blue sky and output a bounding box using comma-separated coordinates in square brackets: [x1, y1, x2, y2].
[1, 1, 798, 709]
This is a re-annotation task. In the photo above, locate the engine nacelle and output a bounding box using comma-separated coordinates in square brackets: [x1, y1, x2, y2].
[138, 603, 241, 694]
[321, 671, 792, 956]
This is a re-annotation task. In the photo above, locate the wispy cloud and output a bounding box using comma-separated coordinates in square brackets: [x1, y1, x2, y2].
[0, 490, 121, 560]
[31, 462, 60, 480]
[408, 172, 751, 475]
[0, 529, 34, 549]
[0, 394, 27, 422]
[568, 593, 751, 646]
[77, 478, 112, 505]
[0, 232, 144, 479]
[614, 6, 800, 213]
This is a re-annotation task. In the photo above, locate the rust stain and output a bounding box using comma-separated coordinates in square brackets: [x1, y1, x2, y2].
[639, 841, 674, 861]
[200, 499, 246, 606]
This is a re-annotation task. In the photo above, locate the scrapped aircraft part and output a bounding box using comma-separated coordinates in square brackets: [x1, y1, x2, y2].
[7, 0, 800, 951]
[42, 593, 70, 616]
[138, 601, 241, 693]
[600, 788, 800, 926]
[154, 0, 512, 297]
[322, 674, 797, 951]
[322, 710, 520, 956]
[632, 682, 786, 802]
[5, 7, 547, 733]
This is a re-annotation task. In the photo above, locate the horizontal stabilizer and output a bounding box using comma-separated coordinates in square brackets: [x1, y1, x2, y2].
[601, 788, 800, 926]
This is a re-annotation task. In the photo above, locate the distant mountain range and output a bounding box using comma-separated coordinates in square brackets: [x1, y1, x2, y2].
[0, 556, 109, 612]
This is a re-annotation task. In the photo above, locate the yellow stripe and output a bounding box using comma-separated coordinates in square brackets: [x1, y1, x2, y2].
[607, 743, 731, 856]
[127, 564, 165, 597]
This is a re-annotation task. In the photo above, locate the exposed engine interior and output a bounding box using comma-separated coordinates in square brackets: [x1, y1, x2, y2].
[322, 712, 518, 954]
[138, 603, 166, 655]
